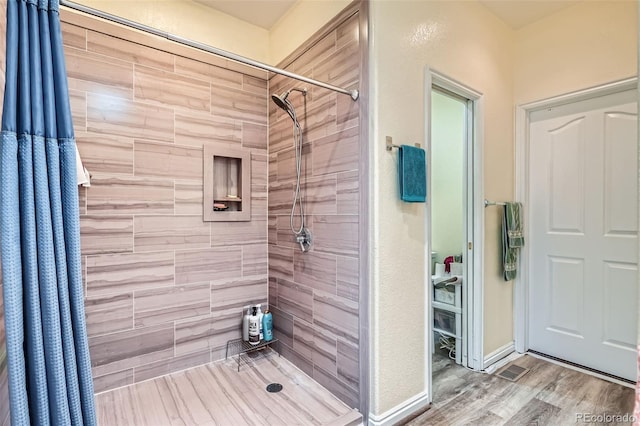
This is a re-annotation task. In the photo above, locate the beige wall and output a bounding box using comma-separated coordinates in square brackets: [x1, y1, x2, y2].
[71, 0, 270, 63]
[268, 0, 351, 65]
[369, 0, 514, 415]
[70, 0, 354, 66]
[514, 1, 637, 105]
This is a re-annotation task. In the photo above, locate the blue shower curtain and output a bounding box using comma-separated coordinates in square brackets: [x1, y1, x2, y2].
[1, 0, 96, 424]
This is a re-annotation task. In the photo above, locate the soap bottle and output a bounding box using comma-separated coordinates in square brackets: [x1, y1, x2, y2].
[248, 306, 260, 345]
[256, 304, 264, 340]
[242, 306, 250, 342]
[262, 309, 273, 342]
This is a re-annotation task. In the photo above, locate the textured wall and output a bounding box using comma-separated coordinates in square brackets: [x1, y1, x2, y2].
[267, 12, 361, 409]
[269, 0, 351, 65]
[514, 1, 637, 105]
[72, 0, 270, 63]
[369, 0, 514, 414]
[61, 11, 269, 393]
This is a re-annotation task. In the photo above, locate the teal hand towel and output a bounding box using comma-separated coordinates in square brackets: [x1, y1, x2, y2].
[398, 145, 426, 203]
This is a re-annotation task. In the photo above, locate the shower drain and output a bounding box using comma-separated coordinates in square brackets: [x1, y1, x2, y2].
[266, 383, 283, 393]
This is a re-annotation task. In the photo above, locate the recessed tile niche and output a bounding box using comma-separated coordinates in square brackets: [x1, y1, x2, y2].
[203, 146, 251, 221]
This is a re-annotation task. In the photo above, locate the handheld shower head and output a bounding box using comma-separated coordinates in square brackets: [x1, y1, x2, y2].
[271, 91, 291, 112]
[271, 87, 307, 117]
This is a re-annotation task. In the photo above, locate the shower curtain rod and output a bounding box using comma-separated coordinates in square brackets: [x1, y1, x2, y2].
[59, 0, 360, 101]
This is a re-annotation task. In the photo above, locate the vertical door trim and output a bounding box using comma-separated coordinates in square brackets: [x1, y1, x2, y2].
[513, 77, 638, 354]
[358, 0, 370, 420]
[424, 69, 434, 403]
[425, 68, 485, 398]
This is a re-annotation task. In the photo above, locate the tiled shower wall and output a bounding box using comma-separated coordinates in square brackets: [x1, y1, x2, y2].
[61, 11, 269, 393]
[267, 12, 362, 408]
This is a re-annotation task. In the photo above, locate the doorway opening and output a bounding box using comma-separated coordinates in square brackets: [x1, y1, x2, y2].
[426, 70, 484, 403]
[430, 88, 467, 369]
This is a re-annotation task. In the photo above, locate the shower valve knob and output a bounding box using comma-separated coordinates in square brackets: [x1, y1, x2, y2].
[294, 228, 313, 253]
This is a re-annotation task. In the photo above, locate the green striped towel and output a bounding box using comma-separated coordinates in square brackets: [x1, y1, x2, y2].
[502, 202, 524, 281]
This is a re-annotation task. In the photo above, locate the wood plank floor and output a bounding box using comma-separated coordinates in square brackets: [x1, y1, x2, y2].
[96, 350, 362, 426]
[406, 354, 635, 425]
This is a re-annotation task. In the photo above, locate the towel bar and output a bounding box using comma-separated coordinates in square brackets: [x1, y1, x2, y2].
[386, 136, 421, 151]
[484, 199, 507, 207]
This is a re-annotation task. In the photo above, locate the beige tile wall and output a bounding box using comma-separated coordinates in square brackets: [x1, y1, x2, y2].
[62, 19, 269, 393]
[268, 13, 362, 408]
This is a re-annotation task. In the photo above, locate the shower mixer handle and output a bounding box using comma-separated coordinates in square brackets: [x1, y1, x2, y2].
[295, 228, 313, 253]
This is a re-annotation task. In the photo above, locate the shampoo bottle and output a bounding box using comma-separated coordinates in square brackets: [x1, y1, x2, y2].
[262, 309, 273, 342]
[242, 306, 250, 342]
[256, 304, 264, 340]
[248, 306, 260, 345]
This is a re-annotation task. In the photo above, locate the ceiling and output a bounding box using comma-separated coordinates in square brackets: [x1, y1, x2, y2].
[194, 0, 582, 31]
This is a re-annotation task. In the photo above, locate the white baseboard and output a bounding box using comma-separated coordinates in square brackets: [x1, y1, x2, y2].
[484, 349, 523, 375]
[483, 341, 515, 371]
[368, 391, 430, 426]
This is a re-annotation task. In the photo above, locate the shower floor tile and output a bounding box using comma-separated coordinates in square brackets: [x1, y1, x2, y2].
[95, 350, 362, 426]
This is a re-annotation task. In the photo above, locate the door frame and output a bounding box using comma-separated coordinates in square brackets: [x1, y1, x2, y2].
[425, 68, 485, 402]
[513, 77, 638, 353]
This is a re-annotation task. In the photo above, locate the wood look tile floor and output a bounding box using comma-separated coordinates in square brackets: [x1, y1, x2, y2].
[406, 354, 634, 425]
[96, 350, 362, 426]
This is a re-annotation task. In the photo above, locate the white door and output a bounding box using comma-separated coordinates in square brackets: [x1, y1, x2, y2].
[528, 90, 638, 381]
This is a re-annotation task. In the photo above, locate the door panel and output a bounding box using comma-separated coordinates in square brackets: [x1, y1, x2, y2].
[604, 112, 638, 235]
[602, 262, 637, 350]
[547, 256, 584, 337]
[549, 117, 586, 234]
[528, 91, 638, 381]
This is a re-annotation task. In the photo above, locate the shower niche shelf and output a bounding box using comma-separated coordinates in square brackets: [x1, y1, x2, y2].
[203, 146, 251, 222]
